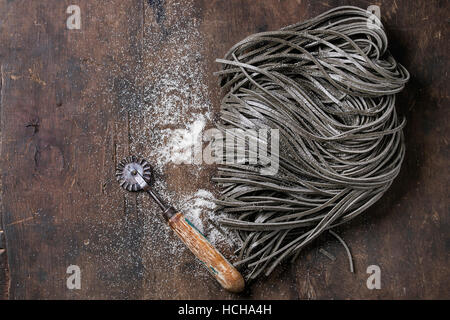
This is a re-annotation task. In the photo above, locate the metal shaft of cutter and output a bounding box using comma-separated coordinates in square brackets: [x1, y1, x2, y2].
[147, 189, 169, 212]
[131, 169, 169, 212]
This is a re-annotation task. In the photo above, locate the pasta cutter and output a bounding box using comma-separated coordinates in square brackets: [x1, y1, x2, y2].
[116, 155, 245, 293]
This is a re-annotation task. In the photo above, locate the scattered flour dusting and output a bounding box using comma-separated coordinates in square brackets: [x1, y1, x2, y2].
[127, 2, 241, 257]
[139, 187, 241, 257]
[154, 114, 206, 166]
[183, 189, 216, 233]
[182, 190, 241, 248]
[78, 1, 241, 295]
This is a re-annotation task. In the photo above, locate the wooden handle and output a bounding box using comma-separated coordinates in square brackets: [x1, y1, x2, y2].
[168, 212, 245, 293]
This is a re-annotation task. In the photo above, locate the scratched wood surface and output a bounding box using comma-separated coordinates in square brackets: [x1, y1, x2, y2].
[0, 0, 448, 299]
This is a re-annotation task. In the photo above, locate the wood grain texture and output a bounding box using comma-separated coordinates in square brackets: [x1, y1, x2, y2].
[168, 212, 245, 292]
[0, 0, 448, 299]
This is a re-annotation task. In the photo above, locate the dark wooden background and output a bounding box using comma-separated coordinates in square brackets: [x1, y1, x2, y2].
[0, 0, 448, 299]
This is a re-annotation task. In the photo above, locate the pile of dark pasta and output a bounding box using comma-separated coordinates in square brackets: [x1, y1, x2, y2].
[212, 6, 409, 279]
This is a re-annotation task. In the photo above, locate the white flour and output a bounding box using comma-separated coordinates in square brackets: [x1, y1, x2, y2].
[154, 114, 207, 167]
[130, 1, 240, 256]
[81, 1, 242, 292]
[182, 189, 241, 249]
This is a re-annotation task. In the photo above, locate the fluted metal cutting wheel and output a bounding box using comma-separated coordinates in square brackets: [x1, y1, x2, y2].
[115, 155, 152, 191]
